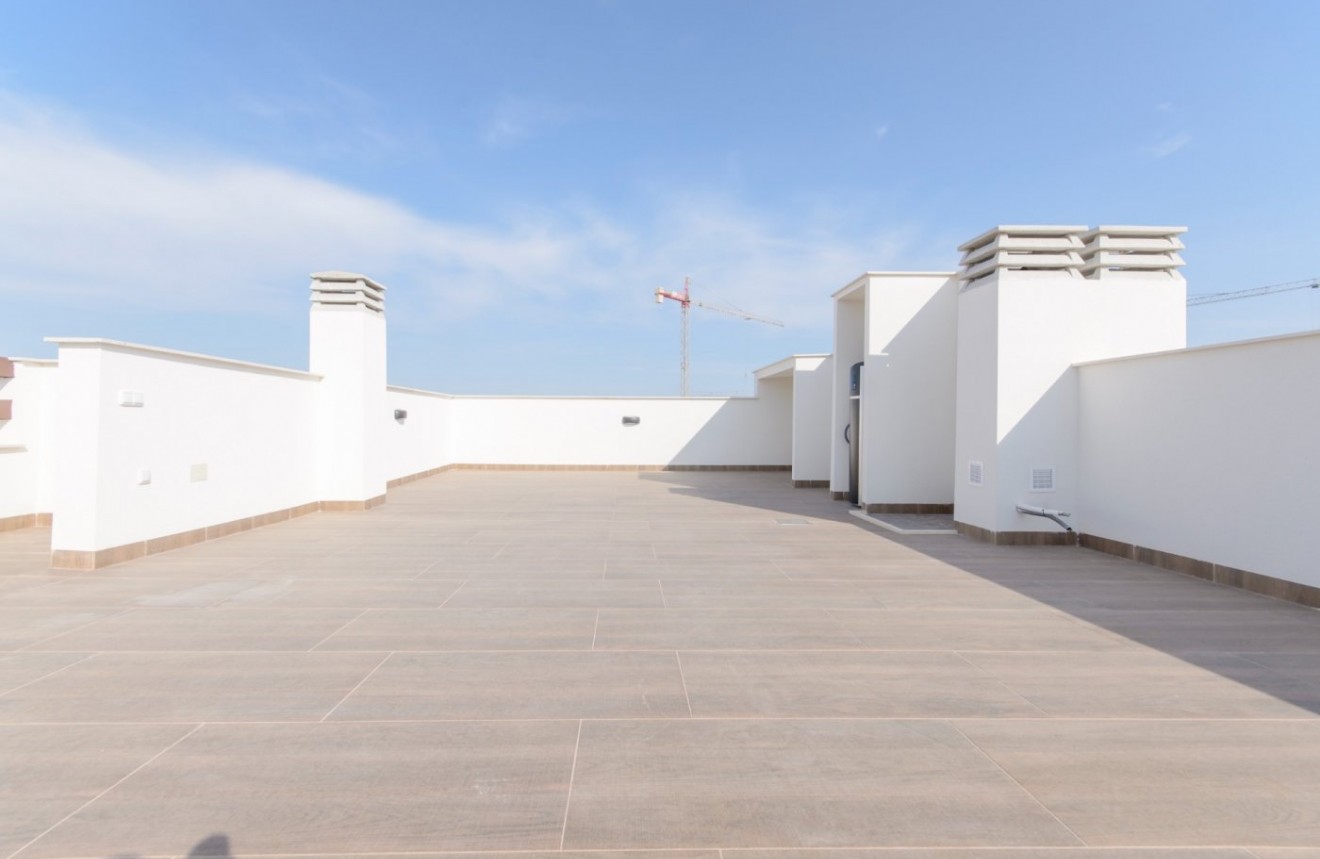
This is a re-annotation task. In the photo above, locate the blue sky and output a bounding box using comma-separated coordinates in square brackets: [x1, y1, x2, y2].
[2, 1, 1318, 395]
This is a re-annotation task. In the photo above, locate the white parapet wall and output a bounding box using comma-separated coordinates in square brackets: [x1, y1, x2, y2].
[385, 386, 456, 483]
[448, 382, 792, 468]
[0, 358, 57, 528]
[46, 340, 323, 566]
[1077, 330, 1320, 589]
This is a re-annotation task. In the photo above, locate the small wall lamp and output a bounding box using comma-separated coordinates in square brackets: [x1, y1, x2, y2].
[622, 416, 640, 426]
[394, 409, 408, 421]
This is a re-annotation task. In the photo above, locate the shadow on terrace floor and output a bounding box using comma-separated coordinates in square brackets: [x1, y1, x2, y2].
[641, 470, 1320, 718]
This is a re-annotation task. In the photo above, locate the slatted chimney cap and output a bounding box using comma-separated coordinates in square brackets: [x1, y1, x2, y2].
[957, 225, 1088, 254]
[310, 271, 388, 292]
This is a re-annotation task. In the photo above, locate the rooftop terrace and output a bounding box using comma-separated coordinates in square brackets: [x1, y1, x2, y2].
[3, 471, 1320, 857]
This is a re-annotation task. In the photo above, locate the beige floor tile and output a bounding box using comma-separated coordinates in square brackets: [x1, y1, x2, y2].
[443, 580, 664, 609]
[679, 651, 1039, 718]
[1070, 609, 1320, 653]
[3, 577, 261, 608]
[0, 608, 121, 650]
[0, 723, 196, 857]
[330, 651, 688, 720]
[315, 608, 597, 651]
[0, 652, 92, 695]
[25, 608, 362, 652]
[563, 719, 1078, 848]
[962, 651, 1320, 718]
[218, 578, 466, 608]
[594, 609, 864, 650]
[729, 850, 1256, 859]
[830, 609, 1133, 652]
[958, 719, 1320, 845]
[0, 652, 386, 722]
[661, 581, 887, 610]
[19, 721, 580, 857]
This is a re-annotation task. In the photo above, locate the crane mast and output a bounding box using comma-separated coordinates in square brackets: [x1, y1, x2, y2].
[654, 277, 783, 396]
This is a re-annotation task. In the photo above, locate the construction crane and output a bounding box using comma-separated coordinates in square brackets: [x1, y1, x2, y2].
[1187, 277, 1320, 306]
[654, 276, 784, 396]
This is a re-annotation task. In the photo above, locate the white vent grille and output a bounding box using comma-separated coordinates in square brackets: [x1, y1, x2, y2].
[968, 461, 984, 486]
[1031, 467, 1056, 492]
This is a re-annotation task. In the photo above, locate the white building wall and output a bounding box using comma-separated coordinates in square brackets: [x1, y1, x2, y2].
[861, 274, 958, 506]
[48, 341, 321, 552]
[830, 294, 865, 493]
[450, 386, 791, 467]
[0, 359, 56, 522]
[953, 226, 1187, 537]
[952, 280, 999, 529]
[1078, 331, 1320, 588]
[790, 356, 832, 482]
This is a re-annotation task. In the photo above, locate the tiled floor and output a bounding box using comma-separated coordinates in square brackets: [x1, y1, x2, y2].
[3, 471, 1320, 859]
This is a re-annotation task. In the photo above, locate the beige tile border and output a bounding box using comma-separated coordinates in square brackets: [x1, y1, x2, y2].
[0, 512, 54, 532]
[1080, 532, 1320, 609]
[49, 497, 350, 571]
[954, 520, 1078, 546]
[385, 464, 456, 488]
[448, 463, 790, 472]
[865, 502, 954, 514]
[791, 479, 830, 489]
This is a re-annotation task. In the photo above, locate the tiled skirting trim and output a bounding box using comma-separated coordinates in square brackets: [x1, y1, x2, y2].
[792, 479, 830, 489]
[53, 499, 327, 571]
[386, 464, 456, 488]
[1080, 533, 1320, 609]
[954, 520, 1078, 546]
[831, 491, 850, 501]
[0, 512, 50, 533]
[449, 464, 791, 472]
[866, 503, 954, 515]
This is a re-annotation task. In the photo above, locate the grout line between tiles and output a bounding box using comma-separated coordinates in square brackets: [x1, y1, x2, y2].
[946, 719, 1089, 847]
[658, 581, 668, 609]
[436, 579, 470, 609]
[412, 559, 444, 580]
[558, 719, 584, 850]
[15, 607, 138, 652]
[306, 609, 371, 652]
[675, 651, 694, 717]
[0, 652, 99, 699]
[319, 652, 395, 722]
[950, 651, 1050, 717]
[590, 610, 600, 651]
[3, 721, 204, 859]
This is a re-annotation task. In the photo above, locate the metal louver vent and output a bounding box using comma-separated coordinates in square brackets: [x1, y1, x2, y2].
[1031, 467, 1056, 492]
[968, 461, 984, 486]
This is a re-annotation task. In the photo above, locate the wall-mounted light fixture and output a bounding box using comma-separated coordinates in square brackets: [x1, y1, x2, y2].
[394, 409, 408, 421]
[622, 415, 641, 426]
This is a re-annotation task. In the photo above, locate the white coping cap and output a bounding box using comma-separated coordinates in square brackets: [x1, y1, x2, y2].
[1081, 225, 1187, 238]
[311, 271, 388, 292]
[957, 225, 1088, 253]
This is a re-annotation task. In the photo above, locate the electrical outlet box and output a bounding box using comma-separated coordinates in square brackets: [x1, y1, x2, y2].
[119, 391, 144, 407]
[190, 463, 208, 482]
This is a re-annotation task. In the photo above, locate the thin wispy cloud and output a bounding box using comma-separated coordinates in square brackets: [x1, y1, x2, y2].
[0, 92, 915, 334]
[1146, 131, 1192, 159]
[482, 97, 574, 148]
[874, 124, 889, 140]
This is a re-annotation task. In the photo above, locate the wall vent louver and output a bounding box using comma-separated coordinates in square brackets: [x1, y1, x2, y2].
[968, 461, 984, 486]
[1031, 467, 1056, 492]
